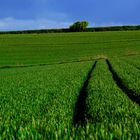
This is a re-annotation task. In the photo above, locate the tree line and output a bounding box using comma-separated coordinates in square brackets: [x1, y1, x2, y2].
[0, 21, 140, 34]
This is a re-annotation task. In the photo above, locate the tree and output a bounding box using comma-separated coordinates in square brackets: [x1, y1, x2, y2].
[69, 21, 89, 32]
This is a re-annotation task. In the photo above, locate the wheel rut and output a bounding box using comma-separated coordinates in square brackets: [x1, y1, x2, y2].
[106, 59, 140, 106]
[73, 61, 97, 126]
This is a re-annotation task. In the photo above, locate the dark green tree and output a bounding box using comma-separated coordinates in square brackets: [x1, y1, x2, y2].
[69, 21, 89, 32]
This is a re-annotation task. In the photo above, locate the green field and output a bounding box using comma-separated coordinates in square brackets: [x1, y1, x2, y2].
[0, 31, 140, 139]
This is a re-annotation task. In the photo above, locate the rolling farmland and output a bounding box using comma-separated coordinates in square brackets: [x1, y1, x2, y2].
[0, 31, 140, 139]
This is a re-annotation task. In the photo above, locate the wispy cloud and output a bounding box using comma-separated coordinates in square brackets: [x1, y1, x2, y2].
[0, 14, 72, 31]
[94, 22, 139, 27]
[0, 17, 72, 31]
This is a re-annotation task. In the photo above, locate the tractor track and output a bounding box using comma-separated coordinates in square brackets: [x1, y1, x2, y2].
[73, 61, 97, 126]
[106, 59, 140, 106]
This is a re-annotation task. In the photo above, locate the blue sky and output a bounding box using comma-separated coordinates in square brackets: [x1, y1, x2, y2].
[0, 0, 140, 31]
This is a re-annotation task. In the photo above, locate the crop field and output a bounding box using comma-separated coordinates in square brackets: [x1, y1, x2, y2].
[0, 31, 140, 139]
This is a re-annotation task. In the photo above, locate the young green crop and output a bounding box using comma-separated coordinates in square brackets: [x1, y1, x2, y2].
[0, 61, 93, 138]
[1, 60, 140, 139]
[0, 31, 140, 139]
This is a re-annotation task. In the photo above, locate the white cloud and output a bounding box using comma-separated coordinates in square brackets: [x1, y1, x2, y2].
[93, 22, 136, 27]
[0, 17, 72, 31]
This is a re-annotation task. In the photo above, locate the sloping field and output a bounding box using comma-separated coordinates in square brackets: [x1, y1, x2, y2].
[0, 31, 140, 139]
[0, 31, 140, 66]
